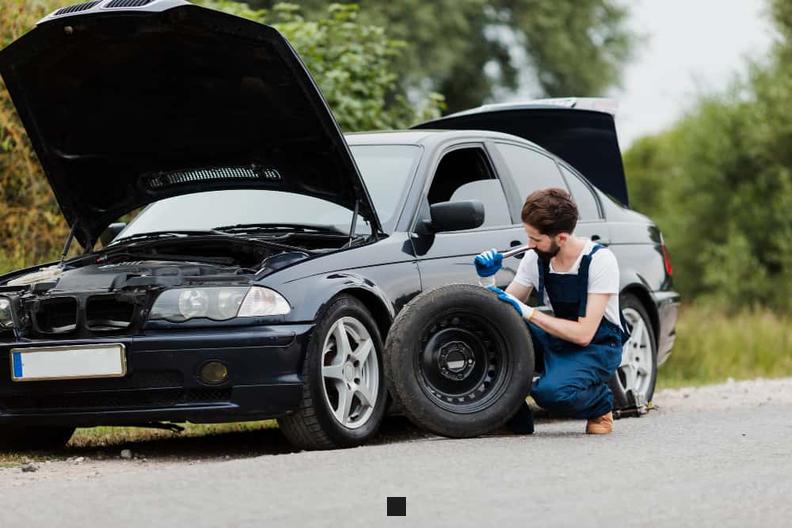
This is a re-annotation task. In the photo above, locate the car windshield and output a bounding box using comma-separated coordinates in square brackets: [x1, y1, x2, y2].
[115, 145, 421, 241]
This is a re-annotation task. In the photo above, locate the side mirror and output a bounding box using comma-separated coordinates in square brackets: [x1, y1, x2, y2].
[99, 222, 127, 247]
[426, 200, 485, 232]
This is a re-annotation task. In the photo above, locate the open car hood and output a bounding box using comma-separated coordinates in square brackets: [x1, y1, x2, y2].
[414, 98, 630, 206]
[0, 1, 381, 247]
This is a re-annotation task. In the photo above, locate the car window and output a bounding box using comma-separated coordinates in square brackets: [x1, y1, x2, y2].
[349, 145, 422, 231]
[560, 165, 602, 221]
[427, 147, 511, 228]
[495, 143, 568, 201]
[118, 190, 367, 239]
[448, 180, 511, 226]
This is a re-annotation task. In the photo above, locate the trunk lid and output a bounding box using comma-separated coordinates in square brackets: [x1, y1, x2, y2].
[414, 98, 630, 206]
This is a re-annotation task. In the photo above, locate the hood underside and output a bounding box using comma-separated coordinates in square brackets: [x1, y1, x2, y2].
[415, 103, 630, 206]
[0, 2, 380, 247]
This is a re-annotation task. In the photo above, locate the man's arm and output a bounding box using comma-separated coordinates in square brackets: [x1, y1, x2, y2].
[505, 281, 532, 302]
[530, 293, 610, 347]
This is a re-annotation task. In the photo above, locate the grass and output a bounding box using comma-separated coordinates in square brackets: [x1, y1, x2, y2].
[657, 303, 792, 388]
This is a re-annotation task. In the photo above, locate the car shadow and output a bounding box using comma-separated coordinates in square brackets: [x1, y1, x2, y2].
[33, 415, 433, 462]
[27, 412, 599, 462]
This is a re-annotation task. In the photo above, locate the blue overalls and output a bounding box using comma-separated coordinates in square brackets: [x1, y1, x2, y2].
[529, 244, 629, 419]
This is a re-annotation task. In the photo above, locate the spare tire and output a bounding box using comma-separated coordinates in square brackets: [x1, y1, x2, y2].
[384, 284, 534, 437]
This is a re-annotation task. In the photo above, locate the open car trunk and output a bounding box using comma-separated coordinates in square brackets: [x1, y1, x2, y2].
[414, 100, 630, 207]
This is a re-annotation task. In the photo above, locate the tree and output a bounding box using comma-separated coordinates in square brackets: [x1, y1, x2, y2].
[243, 0, 637, 112]
[622, 0, 792, 311]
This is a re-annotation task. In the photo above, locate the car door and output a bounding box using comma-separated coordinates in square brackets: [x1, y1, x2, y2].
[411, 143, 525, 292]
[490, 141, 611, 244]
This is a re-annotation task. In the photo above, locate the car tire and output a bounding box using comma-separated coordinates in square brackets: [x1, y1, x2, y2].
[0, 426, 75, 452]
[384, 284, 534, 438]
[277, 295, 386, 450]
[609, 293, 658, 409]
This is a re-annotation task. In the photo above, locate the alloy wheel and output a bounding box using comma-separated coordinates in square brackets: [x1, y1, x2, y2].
[616, 307, 654, 399]
[320, 316, 379, 429]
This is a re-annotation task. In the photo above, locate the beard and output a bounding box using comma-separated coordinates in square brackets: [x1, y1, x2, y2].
[534, 240, 561, 261]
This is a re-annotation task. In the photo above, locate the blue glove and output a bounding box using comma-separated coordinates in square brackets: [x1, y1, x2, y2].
[487, 286, 534, 321]
[474, 248, 503, 277]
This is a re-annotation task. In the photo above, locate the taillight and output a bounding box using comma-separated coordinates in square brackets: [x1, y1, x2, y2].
[661, 244, 673, 276]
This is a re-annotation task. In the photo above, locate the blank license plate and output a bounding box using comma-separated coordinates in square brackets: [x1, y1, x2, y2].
[11, 344, 126, 382]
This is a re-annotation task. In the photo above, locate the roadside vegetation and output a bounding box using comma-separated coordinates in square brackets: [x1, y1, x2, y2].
[657, 304, 792, 389]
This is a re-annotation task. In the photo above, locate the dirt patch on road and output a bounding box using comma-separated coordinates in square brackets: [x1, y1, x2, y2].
[655, 377, 792, 412]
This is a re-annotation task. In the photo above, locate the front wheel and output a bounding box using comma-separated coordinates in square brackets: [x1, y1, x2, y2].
[609, 293, 657, 409]
[278, 295, 386, 450]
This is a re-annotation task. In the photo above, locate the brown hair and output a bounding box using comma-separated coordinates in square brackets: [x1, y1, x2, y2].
[521, 188, 578, 236]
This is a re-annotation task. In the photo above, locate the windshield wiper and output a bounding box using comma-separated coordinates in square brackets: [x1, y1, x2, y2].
[213, 223, 345, 235]
[111, 230, 228, 244]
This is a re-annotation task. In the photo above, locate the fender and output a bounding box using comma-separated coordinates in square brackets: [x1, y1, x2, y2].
[277, 271, 396, 328]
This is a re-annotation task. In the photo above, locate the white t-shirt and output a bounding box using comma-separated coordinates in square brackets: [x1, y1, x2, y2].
[513, 239, 621, 328]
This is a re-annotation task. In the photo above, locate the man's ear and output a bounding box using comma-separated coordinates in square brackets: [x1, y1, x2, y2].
[556, 232, 571, 245]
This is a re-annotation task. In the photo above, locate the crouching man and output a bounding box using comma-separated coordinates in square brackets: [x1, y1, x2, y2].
[475, 188, 629, 434]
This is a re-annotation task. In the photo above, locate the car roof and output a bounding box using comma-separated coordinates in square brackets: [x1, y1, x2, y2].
[345, 129, 544, 150]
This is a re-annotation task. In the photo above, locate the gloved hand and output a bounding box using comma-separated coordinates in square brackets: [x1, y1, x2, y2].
[474, 248, 503, 277]
[487, 286, 535, 321]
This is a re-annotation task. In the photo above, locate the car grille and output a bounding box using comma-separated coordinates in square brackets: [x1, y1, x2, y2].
[86, 296, 136, 332]
[34, 297, 78, 333]
[1, 388, 232, 413]
[30, 295, 141, 336]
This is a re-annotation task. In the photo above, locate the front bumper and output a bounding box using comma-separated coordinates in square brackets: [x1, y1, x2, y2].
[0, 323, 313, 427]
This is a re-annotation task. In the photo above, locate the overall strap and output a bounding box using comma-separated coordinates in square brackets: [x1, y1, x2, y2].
[576, 244, 605, 317]
[536, 256, 550, 307]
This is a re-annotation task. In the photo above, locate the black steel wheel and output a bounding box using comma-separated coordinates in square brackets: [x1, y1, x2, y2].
[385, 284, 534, 437]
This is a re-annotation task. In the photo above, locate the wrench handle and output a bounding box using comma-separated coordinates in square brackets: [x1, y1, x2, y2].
[500, 244, 533, 259]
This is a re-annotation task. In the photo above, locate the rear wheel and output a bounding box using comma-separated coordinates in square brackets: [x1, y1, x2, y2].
[278, 295, 386, 450]
[0, 426, 74, 452]
[609, 293, 657, 409]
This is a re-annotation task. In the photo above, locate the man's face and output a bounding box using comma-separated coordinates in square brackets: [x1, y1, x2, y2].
[524, 224, 564, 260]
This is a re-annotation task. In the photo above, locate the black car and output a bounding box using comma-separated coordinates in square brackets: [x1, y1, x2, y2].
[0, 1, 679, 450]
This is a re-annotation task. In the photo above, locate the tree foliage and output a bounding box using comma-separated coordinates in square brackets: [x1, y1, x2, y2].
[1, 0, 68, 270]
[0, 1, 442, 271]
[623, 0, 792, 311]
[244, 0, 636, 112]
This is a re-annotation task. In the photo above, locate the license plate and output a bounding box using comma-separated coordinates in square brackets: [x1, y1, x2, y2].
[10, 344, 126, 382]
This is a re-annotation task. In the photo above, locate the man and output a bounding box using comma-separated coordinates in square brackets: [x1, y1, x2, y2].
[474, 188, 628, 434]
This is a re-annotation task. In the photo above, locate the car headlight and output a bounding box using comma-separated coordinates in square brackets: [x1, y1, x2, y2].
[149, 286, 290, 322]
[0, 297, 14, 329]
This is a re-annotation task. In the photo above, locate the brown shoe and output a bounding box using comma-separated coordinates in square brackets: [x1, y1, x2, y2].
[586, 411, 613, 434]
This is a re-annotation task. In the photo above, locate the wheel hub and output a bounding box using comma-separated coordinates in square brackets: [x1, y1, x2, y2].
[343, 362, 356, 383]
[438, 340, 476, 380]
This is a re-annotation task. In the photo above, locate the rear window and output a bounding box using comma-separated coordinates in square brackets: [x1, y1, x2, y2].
[495, 143, 568, 201]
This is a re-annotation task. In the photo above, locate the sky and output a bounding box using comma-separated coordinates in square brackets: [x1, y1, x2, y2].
[610, 0, 776, 148]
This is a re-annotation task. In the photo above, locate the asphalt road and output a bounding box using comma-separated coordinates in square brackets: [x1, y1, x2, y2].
[1, 378, 790, 528]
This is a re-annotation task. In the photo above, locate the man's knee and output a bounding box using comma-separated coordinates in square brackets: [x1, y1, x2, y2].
[532, 381, 579, 412]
